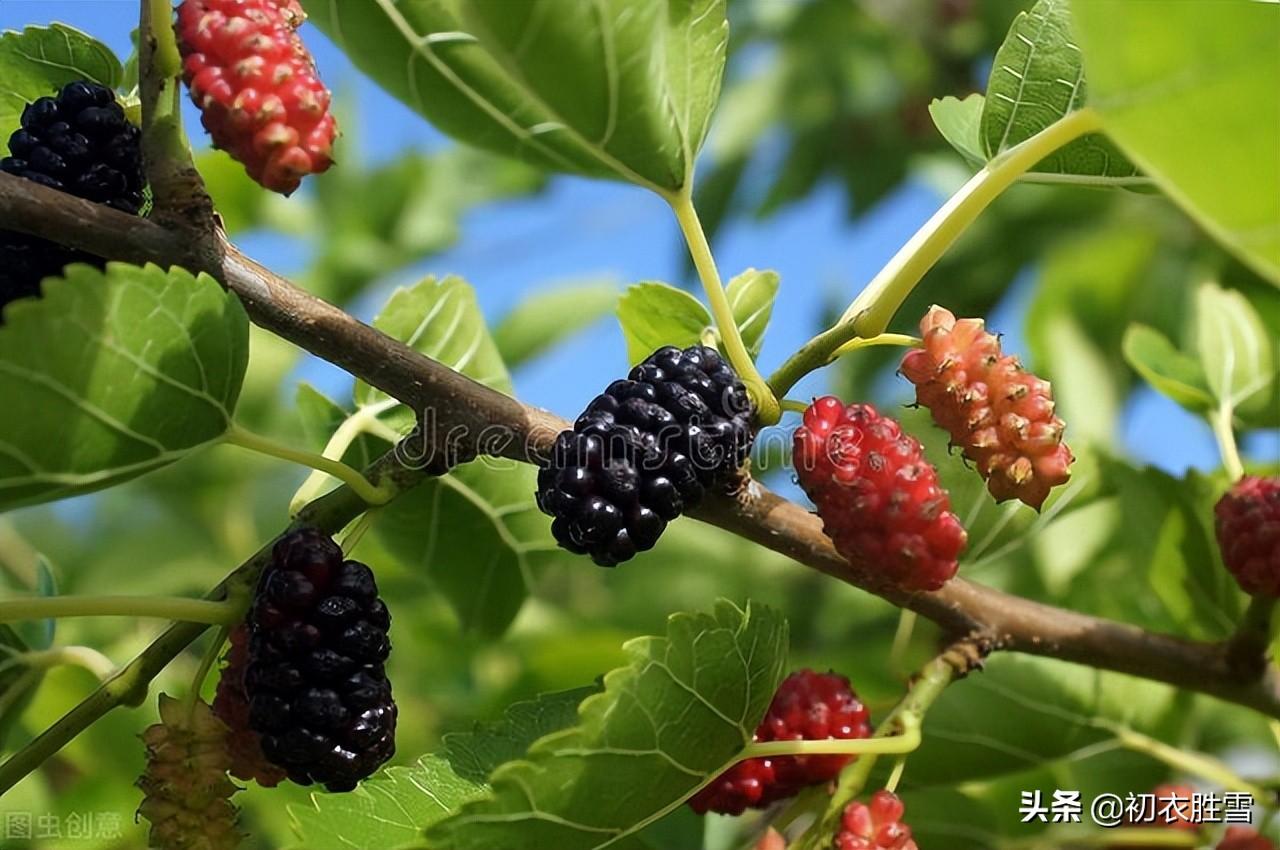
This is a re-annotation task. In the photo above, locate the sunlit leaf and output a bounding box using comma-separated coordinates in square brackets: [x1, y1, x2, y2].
[290, 756, 485, 850]
[725, 268, 779, 360]
[1195, 281, 1274, 416]
[1073, 0, 1280, 283]
[929, 94, 986, 168]
[1122, 324, 1214, 413]
[0, 264, 249, 512]
[981, 0, 1144, 187]
[303, 0, 728, 193]
[616, 282, 712, 366]
[426, 600, 788, 850]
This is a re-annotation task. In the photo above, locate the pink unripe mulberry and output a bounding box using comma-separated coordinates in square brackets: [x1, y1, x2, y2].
[900, 306, 1073, 510]
[177, 0, 337, 194]
[793, 398, 967, 592]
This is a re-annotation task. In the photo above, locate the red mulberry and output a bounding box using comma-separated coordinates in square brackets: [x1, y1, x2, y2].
[794, 398, 967, 591]
[835, 790, 918, 850]
[1215, 476, 1280, 596]
[689, 670, 871, 815]
[177, 0, 337, 194]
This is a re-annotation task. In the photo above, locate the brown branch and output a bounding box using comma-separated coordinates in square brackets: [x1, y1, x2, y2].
[1, 172, 1277, 718]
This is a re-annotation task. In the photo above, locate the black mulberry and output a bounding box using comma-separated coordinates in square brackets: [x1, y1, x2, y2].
[536, 345, 755, 566]
[0, 81, 145, 316]
[244, 528, 396, 792]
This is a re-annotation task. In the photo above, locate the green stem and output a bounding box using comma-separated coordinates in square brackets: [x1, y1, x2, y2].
[839, 108, 1105, 337]
[668, 190, 781, 425]
[140, 0, 197, 209]
[0, 646, 115, 681]
[770, 332, 922, 400]
[290, 400, 400, 514]
[780, 398, 811, 415]
[224, 423, 393, 507]
[0, 595, 238, 625]
[1212, 403, 1246, 481]
[741, 729, 921, 761]
[884, 754, 907, 794]
[831, 333, 921, 358]
[184, 626, 228, 719]
[804, 652, 959, 847]
[1101, 722, 1269, 799]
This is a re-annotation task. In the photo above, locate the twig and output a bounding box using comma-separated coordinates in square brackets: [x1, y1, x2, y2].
[0, 173, 1278, 720]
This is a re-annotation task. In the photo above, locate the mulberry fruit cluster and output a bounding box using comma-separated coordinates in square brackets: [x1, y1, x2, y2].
[900, 305, 1073, 510]
[835, 790, 918, 850]
[0, 81, 144, 315]
[1214, 476, 1280, 596]
[689, 670, 871, 815]
[537, 345, 754, 566]
[212, 623, 288, 787]
[794, 398, 967, 592]
[243, 528, 396, 791]
[137, 694, 242, 850]
[177, 0, 337, 194]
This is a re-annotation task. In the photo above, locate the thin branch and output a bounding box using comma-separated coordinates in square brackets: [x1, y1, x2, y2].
[0, 173, 1278, 720]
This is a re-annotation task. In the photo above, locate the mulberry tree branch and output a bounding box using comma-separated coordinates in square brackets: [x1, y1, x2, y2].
[0, 172, 1277, 720]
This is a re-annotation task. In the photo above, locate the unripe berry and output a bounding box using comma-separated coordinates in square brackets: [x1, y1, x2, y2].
[793, 398, 966, 591]
[900, 306, 1072, 510]
[137, 695, 242, 850]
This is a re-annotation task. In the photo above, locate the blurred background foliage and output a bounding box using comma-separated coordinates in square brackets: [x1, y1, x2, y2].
[0, 0, 1277, 848]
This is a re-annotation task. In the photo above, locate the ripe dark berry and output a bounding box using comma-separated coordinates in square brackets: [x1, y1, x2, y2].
[537, 345, 754, 566]
[1219, 827, 1277, 850]
[0, 81, 144, 317]
[1215, 476, 1280, 596]
[900, 306, 1073, 510]
[835, 790, 918, 850]
[177, 0, 337, 194]
[689, 670, 871, 815]
[793, 398, 967, 592]
[244, 528, 396, 791]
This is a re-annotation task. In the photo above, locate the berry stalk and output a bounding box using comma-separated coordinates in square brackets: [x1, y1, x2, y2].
[740, 729, 921, 761]
[840, 108, 1104, 337]
[0, 595, 239, 625]
[806, 652, 959, 848]
[669, 190, 781, 425]
[223, 423, 393, 507]
[1212, 403, 1247, 481]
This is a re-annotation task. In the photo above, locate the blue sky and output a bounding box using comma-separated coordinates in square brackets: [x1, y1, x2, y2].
[3, 1, 1255, 475]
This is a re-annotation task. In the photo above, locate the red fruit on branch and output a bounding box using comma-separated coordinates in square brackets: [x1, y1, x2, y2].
[835, 790, 919, 850]
[1214, 475, 1280, 596]
[900, 305, 1073, 510]
[689, 670, 872, 815]
[794, 397, 967, 591]
[176, 0, 337, 194]
[211, 623, 287, 787]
